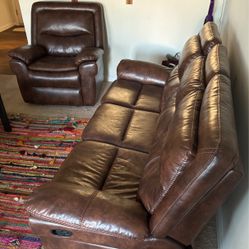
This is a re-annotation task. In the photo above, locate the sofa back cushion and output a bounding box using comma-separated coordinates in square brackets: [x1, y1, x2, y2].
[138, 56, 205, 213]
[31, 2, 105, 56]
[199, 21, 222, 55]
[145, 44, 242, 246]
[205, 44, 230, 82]
[178, 35, 202, 78]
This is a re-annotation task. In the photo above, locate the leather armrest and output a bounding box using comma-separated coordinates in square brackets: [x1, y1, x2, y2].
[26, 182, 149, 239]
[8, 45, 47, 65]
[117, 59, 171, 85]
[75, 48, 104, 66]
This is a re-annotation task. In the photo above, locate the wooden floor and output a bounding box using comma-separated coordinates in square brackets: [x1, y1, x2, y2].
[0, 27, 27, 74]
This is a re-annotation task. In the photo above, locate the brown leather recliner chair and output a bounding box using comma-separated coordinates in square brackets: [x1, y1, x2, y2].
[9, 1, 106, 106]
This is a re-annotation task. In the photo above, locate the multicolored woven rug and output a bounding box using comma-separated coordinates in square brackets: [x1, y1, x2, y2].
[0, 114, 88, 249]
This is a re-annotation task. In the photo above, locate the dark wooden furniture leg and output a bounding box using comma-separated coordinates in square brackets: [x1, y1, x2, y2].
[0, 95, 12, 132]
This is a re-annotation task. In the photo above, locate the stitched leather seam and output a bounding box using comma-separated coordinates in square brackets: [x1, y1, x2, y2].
[151, 151, 216, 234]
[135, 105, 160, 113]
[151, 90, 201, 214]
[101, 101, 160, 114]
[27, 209, 145, 241]
[189, 91, 202, 151]
[134, 83, 143, 106]
[217, 69, 222, 148]
[100, 148, 119, 190]
[79, 190, 98, 224]
[83, 138, 149, 154]
[204, 23, 215, 54]
[151, 163, 183, 214]
[101, 80, 118, 104]
[167, 71, 179, 82]
[120, 109, 134, 142]
[168, 156, 239, 232]
[152, 71, 223, 234]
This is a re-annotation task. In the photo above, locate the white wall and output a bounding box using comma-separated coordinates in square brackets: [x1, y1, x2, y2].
[217, 0, 249, 248]
[19, 0, 224, 81]
[18, 0, 249, 247]
[0, 0, 18, 32]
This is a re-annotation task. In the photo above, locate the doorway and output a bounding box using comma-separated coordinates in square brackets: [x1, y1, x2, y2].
[0, 0, 27, 74]
[13, 0, 24, 26]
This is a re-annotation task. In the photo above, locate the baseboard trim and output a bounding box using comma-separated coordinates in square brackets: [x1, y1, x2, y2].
[0, 22, 16, 32]
[216, 208, 224, 249]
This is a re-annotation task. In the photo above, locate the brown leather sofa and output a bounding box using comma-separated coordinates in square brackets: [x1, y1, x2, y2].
[26, 22, 243, 249]
[9, 2, 105, 106]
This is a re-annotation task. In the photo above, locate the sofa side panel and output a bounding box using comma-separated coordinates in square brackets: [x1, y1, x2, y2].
[167, 168, 242, 245]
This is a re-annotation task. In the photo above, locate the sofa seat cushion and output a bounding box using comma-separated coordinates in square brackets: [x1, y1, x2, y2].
[27, 183, 150, 240]
[28, 56, 77, 72]
[54, 141, 149, 200]
[83, 103, 159, 153]
[102, 79, 163, 113]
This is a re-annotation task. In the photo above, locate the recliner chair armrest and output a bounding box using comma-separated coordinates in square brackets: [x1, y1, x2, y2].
[117, 59, 171, 85]
[75, 48, 104, 66]
[26, 182, 149, 239]
[8, 45, 47, 65]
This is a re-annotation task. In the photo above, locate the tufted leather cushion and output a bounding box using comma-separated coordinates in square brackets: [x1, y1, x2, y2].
[101, 60, 169, 113]
[138, 57, 205, 213]
[149, 73, 241, 243]
[83, 103, 159, 153]
[205, 44, 230, 82]
[102, 80, 163, 113]
[178, 35, 202, 78]
[54, 141, 149, 200]
[29, 56, 77, 72]
[32, 2, 105, 56]
[199, 21, 222, 55]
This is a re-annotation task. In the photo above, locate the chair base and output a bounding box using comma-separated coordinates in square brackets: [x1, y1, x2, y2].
[23, 87, 86, 106]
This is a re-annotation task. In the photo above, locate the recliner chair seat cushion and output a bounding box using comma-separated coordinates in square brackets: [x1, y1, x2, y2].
[28, 56, 78, 72]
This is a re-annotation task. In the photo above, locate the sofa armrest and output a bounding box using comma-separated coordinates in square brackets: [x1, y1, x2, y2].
[75, 48, 104, 66]
[8, 45, 47, 65]
[117, 59, 171, 85]
[26, 182, 149, 239]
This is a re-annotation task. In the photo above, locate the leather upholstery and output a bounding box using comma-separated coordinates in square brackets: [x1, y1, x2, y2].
[199, 21, 222, 55]
[102, 60, 169, 113]
[9, 2, 106, 106]
[178, 35, 202, 77]
[205, 44, 230, 82]
[138, 56, 205, 213]
[29, 56, 78, 72]
[25, 22, 243, 249]
[54, 141, 148, 200]
[102, 79, 164, 113]
[117, 59, 170, 85]
[83, 103, 159, 153]
[9, 45, 47, 65]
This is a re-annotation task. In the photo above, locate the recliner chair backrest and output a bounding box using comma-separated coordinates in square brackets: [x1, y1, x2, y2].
[31, 2, 105, 56]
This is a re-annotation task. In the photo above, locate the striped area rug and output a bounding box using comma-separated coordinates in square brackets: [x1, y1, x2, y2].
[0, 114, 88, 249]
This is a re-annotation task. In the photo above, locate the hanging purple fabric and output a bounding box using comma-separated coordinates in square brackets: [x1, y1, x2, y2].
[204, 0, 215, 23]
